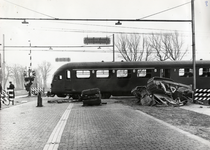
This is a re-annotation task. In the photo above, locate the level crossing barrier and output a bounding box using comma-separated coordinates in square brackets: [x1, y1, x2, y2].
[194, 89, 210, 105]
[31, 87, 43, 95]
[7, 89, 15, 105]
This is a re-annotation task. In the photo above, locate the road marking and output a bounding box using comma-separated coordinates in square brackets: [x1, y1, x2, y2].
[43, 103, 73, 150]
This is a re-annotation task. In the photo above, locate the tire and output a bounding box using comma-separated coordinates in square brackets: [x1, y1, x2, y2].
[72, 94, 81, 100]
[101, 93, 111, 99]
[57, 94, 66, 98]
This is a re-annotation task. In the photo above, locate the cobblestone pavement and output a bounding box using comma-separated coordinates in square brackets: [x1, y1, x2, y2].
[1, 98, 210, 150]
[59, 100, 210, 150]
[0, 97, 69, 150]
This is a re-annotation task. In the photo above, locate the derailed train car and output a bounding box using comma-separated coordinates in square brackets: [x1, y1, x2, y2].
[48, 60, 210, 99]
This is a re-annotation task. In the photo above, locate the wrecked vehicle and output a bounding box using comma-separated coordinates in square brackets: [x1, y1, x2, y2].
[81, 88, 101, 106]
[131, 77, 193, 106]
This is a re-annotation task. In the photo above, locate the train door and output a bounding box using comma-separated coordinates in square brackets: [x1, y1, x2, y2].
[160, 69, 171, 78]
[116, 69, 132, 95]
[64, 70, 72, 92]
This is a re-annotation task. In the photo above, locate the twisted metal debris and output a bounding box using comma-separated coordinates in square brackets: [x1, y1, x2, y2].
[131, 77, 193, 106]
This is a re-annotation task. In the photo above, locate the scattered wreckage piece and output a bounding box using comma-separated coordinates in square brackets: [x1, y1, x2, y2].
[81, 88, 101, 106]
[131, 86, 155, 106]
[147, 77, 193, 106]
[132, 77, 193, 106]
[131, 86, 147, 104]
[47, 99, 71, 103]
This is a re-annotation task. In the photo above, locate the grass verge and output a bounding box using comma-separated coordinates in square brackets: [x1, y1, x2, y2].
[116, 96, 210, 141]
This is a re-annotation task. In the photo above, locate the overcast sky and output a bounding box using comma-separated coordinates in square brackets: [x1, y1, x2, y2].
[0, 0, 209, 74]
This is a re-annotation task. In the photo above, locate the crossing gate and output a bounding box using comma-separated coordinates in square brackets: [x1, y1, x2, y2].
[194, 89, 210, 105]
[1, 90, 10, 101]
[31, 87, 43, 95]
[7, 89, 15, 105]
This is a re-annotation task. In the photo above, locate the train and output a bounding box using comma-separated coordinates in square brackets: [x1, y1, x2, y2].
[48, 60, 210, 99]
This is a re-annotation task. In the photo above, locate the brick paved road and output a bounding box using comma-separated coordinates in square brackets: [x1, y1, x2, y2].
[59, 100, 210, 150]
[1, 98, 210, 150]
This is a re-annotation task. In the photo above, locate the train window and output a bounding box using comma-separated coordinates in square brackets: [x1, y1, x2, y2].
[96, 70, 109, 78]
[137, 69, 146, 77]
[199, 68, 210, 77]
[199, 68, 203, 76]
[179, 68, 184, 76]
[117, 70, 128, 78]
[137, 69, 152, 78]
[66, 70, 71, 79]
[179, 68, 193, 77]
[76, 70, 90, 78]
[58, 75, 62, 80]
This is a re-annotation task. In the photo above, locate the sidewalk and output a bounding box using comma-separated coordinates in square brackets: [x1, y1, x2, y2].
[0, 95, 34, 110]
[0, 97, 69, 150]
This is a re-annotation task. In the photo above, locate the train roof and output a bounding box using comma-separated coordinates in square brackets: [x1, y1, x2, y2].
[54, 60, 210, 73]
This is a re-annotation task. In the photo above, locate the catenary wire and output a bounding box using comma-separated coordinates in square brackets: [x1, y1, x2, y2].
[4, 0, 56, 18]
[138, 1, 191, 20]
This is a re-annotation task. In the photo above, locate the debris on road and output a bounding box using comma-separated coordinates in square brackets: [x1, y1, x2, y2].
[81, 88, 101, 106]
[47, 99, 71, 103]
[132, 77, 193, 106]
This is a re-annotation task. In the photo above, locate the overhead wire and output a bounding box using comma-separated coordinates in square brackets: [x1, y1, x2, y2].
[4, 0, 56, 18]
[1, 48, 195, 54]
[138, 1, 191, 20]
[3, 0, 192, 33]
[2, 0, 196, 54]
[25, 25, 191, 37]
[50, 21, 190, 33]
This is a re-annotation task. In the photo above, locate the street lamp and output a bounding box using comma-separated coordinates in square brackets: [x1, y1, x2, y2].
[115, 21, 122, 25]
[22, 19, 29, 24]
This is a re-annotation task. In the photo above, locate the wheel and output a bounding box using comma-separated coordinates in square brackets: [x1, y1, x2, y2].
[57, 94, 66, 98]
[101, 93, 111, 99]
[72, 94, 81, 100]
[47, 91, 55, 97]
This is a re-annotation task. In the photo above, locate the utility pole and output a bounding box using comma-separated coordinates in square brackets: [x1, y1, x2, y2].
[191, 0, 196, 90]
[2, 34, 5, 89]
[113, 34, 115, 62]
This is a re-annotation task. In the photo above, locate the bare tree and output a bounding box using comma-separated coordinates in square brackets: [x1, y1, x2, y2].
[3, 64, 13, 89]
[149, 31, 188, 61]
[115, 34, 152, 61]
[34, 68, 43, 87]
[11, 64, 25, 89]
[37, 61, 52, 91]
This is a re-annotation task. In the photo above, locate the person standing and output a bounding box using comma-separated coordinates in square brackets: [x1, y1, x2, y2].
[8, 81, 15, 98]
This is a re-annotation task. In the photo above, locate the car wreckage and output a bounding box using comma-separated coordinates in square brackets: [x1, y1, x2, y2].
[131, 77, 193, 106]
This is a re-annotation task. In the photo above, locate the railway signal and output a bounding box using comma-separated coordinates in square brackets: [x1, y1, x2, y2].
[23, 69, 36, 96]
